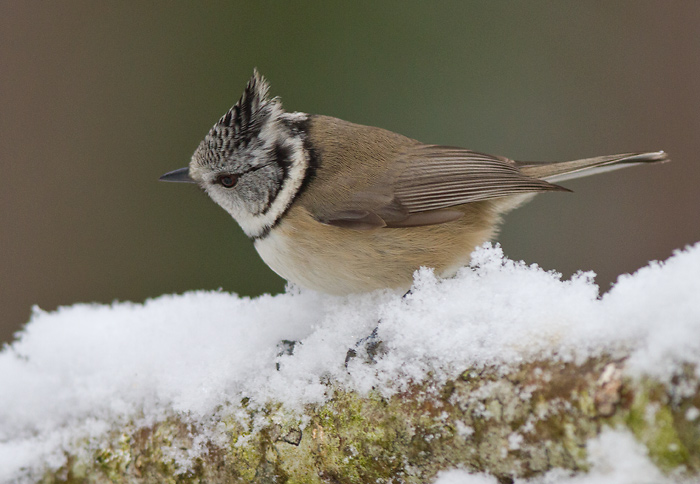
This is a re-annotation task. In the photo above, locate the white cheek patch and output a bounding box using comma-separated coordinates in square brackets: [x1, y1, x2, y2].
[234, 133, 309, 239]
[204, 184, 243, 220]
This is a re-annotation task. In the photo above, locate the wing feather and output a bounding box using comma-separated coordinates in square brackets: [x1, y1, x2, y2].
[319, 144, 566, 229]
[392, 145, 566, 213]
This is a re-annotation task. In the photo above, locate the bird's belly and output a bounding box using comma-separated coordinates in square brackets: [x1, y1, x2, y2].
[254, 229, 384, 294]
[253, 205, 499, 295]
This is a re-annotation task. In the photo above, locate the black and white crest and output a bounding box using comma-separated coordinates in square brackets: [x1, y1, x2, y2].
[216, 69, 280, 149]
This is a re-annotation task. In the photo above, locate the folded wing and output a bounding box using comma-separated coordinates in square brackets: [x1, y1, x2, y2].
[317, 145, 566, 229]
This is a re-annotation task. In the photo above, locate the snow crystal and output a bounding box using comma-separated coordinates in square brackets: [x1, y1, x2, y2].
[454, 420, 475, 440]
[507, 432, 524, 450]
[1, 242, 699, 482]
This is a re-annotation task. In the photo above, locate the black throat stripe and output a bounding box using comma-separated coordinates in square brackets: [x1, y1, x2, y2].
[252, 117, 319, 241]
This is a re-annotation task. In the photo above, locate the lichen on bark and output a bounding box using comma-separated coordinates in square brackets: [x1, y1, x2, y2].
[41, 356, 699, 483]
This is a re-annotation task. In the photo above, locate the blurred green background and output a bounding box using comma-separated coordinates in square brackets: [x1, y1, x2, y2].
[2, 2, 699, 345]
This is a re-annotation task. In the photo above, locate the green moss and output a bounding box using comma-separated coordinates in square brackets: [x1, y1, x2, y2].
[649, 406, 690, 469]
[94, 447, 128, 479]
[622, 383, 690, 472]
[575, 389, 596, 418]
[307, 390, 403, 483]
[38, 358, 699, 483]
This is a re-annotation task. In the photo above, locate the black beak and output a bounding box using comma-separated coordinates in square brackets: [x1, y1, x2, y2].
[159, 167, 196, 183]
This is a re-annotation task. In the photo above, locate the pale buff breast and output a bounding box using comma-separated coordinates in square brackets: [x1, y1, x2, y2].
[253, 201, 504, 295]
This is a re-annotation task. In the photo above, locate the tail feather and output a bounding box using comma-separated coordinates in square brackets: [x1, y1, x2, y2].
[518, 151, 669, 183]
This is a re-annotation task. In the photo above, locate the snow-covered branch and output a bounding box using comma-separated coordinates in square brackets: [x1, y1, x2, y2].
[2, 243, 699, 483]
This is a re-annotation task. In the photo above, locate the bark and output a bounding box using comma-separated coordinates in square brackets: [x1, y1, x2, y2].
[42, 355, 699, 483]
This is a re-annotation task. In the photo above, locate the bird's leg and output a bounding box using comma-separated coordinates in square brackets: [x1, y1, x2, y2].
[344, 289, 411, 367]
[275, 339, 297, 371]
[345, 325, 386, 367]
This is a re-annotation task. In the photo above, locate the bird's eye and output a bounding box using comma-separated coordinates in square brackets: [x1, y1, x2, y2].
[216, 174, 238, 188]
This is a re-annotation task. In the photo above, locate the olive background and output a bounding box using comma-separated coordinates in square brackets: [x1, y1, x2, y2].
[2, 2, 699, 345]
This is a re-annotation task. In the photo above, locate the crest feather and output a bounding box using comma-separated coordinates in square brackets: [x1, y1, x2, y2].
[218, 69, 275, 138]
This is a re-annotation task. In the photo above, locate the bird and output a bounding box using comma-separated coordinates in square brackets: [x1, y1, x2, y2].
[160, 70, 668, 295]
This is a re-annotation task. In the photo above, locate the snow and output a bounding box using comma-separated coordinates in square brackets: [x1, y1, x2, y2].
[433, 429, 671, 484]
[1, 242, 700, 482]
[686, 407, 700, 422]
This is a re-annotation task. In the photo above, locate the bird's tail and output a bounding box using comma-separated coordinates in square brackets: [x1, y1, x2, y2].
[518, 151, 669, 183]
